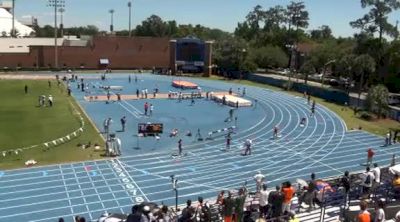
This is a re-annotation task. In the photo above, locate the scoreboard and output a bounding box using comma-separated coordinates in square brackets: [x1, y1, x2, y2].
[138, 123, 163, 135]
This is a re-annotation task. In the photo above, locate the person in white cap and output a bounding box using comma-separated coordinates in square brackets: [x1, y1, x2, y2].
[254, 170, 265, 193]
[141, 205, 155, 222]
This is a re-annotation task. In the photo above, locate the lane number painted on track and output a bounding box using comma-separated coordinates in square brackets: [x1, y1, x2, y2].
[110, 159, 144, 204]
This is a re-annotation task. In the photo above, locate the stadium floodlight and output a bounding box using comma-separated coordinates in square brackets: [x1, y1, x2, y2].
[109, 9, 115, 33]
[128, 1, 132, 37]
[47, 0, 65, 69]
[59, 8, 65, 37]
[11, 0, 15, 37]
[170, 175, 178, 210]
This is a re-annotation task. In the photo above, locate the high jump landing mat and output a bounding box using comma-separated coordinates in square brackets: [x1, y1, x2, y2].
[172, 80, 198, 89]
[211, 94, 252, 107]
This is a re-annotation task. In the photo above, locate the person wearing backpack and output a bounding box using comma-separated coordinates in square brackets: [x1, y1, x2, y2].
[361, 167, 375, 198]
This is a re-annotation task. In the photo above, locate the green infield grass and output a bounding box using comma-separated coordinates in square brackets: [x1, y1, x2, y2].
[0, 79, 105, 169]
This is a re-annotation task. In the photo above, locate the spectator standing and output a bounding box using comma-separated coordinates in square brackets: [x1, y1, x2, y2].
[136, 89, 139, 98]
[234, 188, 246, 222]
[373, 163, 381, 187]
[222, 191, 234, 222]
[180, 200, 195, 222]
[254, 171, 265, 193]
[268, 185, 284, 218]
[140, 205, 155, 222]
[367, 148, 375, 167]
[24, 84, 28, 94]
[374, 199, 385, 222]
[306, 173, 317, 212]
[216, 191, 225, 205]
[282, 181, 295, 214]
[341, 171, 351, 208]
[361, 167, 375, 198]
[358, 201, 371, 222]
[126, 205, 142, 222]
[259, 184, 269, 218]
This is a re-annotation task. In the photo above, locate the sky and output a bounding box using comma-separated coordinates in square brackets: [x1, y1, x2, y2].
[7, 0, 400, 38]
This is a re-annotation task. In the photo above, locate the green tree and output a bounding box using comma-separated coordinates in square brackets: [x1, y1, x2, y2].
[213, 37, 251, 71]
[366, 84, 389, 118]
[310, 25, 333, 40]
[299, 59, 315, 85]
[264, 5, 287, 32]
[286, 1, 309, 41]
[350, 0, 400, 44]
[246, 5, 266, 33]
[353, 54, 376, 106]
[135, 15, 171, 37]
[248, 45, 288, 69]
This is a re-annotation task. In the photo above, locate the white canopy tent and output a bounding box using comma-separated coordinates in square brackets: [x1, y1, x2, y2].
[0, 7, 34, 37]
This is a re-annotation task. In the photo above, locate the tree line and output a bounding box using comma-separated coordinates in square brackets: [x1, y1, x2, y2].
[26, 0, 400, 97]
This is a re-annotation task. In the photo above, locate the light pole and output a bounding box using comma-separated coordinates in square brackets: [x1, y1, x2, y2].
[128, 1, 132, 37]
[170, 175, 178, 211]
[109, 9, 115, 33]
[59, 8, 65, 37]
[11, 0, 15, 37]
[285, 44, 297, 90]
[47, 0, 65, 69]
[321, 59, 336, 87]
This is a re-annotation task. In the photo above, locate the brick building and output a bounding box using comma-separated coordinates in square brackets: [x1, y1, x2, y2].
[0, 36, 213, 75]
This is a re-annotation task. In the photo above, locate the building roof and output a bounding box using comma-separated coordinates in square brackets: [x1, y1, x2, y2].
[0, 8, 35, 37]
[0, 38, 65, 53]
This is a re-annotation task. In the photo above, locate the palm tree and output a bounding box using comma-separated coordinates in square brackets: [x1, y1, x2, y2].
[353, 54, 376, 107]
